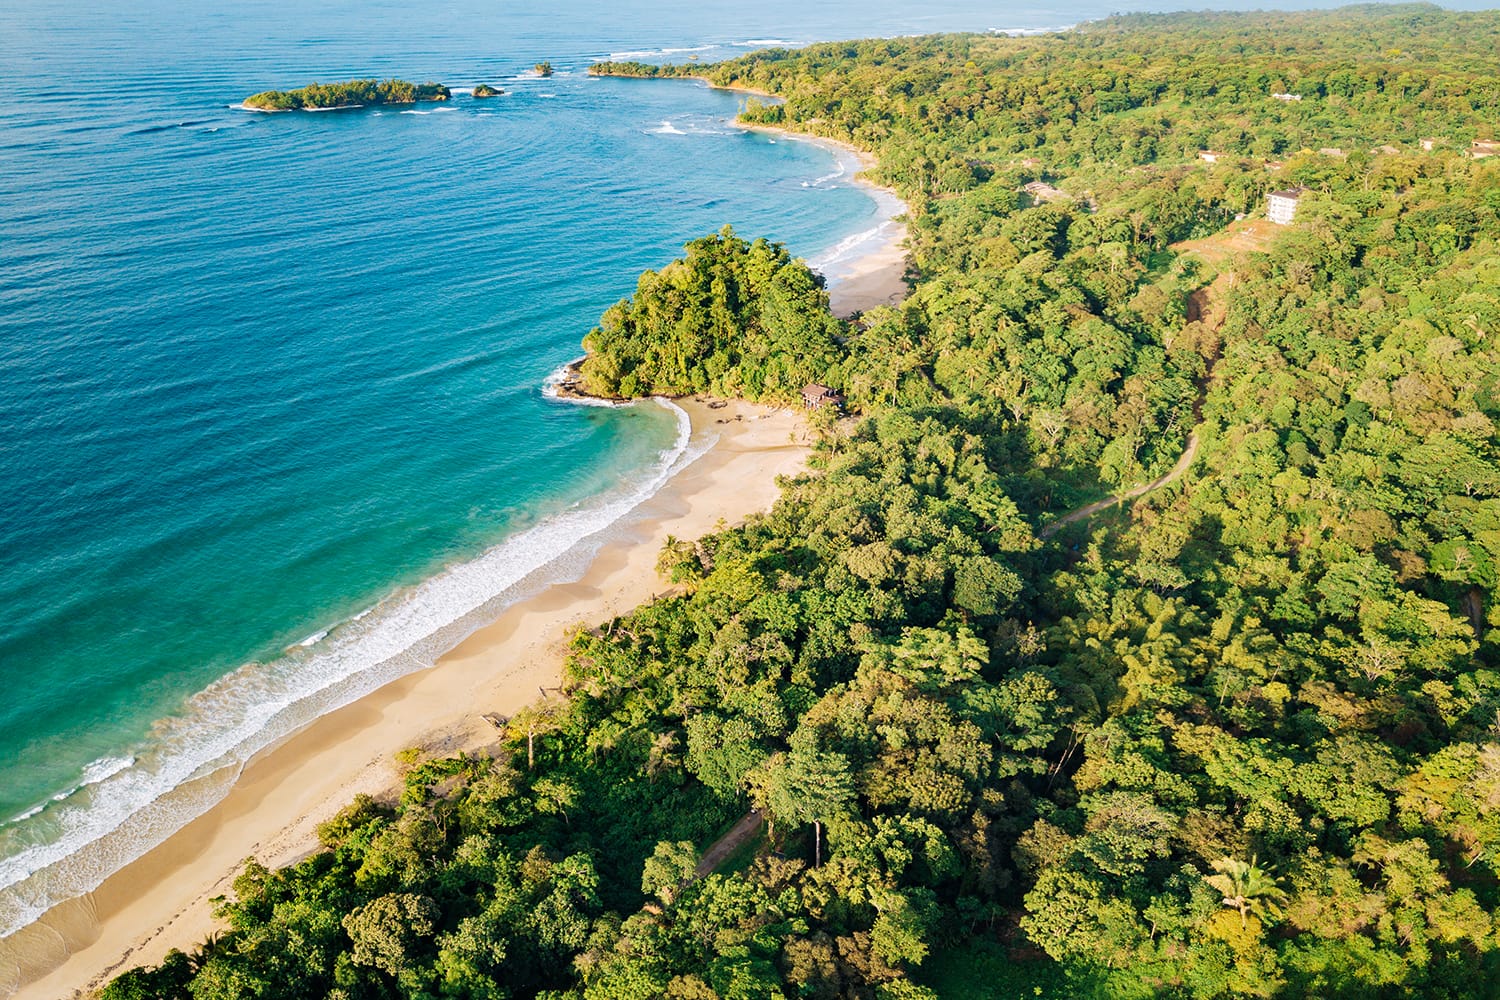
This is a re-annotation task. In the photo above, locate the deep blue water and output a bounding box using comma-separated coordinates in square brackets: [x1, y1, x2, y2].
[0, 0, 1484, 938]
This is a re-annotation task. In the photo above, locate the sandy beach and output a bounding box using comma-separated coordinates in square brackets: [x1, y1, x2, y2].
[826, 234, 909, 318]
[4, 399, 810, 1000]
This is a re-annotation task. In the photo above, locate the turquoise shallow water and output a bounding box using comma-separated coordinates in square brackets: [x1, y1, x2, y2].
[0, 0, 1457, 936]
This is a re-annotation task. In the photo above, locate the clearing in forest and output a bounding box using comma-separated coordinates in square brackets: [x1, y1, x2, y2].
[1171, 217, 1280, 266]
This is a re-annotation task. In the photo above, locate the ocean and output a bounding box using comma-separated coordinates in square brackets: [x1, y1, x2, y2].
[0, 0, 1449, 944]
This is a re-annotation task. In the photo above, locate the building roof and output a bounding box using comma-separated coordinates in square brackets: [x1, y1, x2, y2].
[802, 383, 842, 400]
[1268, 187, 1307, 200]
[1021, 180, 1070, 202]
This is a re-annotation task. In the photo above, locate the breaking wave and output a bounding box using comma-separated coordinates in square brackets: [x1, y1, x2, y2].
[0, 398, 695, 937]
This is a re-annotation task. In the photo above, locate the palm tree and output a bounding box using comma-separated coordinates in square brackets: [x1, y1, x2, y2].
[1206, 855, 1287, 927]
[189, 932, 224, 974]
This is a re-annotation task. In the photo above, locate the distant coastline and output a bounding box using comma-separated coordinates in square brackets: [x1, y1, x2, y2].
[589, 62, 781, 101]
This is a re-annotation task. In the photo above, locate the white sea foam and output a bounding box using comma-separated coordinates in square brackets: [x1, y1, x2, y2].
[79, 757, 134, 788]
[607, 44, 715, 60]
[646, 114, 742, 138]
[802, 160, 848, 188]
[808, 218, 902, 277]
[5, 757, 135, 828]
[811, 225, 884, 270]
[991, 24, 1074, 36]
[296, 629, 330, 648]
[541, 359, 622, 408]
[0, 399, 698, 937]
[736, 39, 791, 47]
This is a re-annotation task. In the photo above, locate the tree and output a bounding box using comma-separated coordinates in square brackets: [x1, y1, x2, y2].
[510, 698, 564, 770]
[1205, 856, 1286, 928]
[642, 840, 700, 904]
[750, 738, 855, 867]
[343, 892, 441, 979]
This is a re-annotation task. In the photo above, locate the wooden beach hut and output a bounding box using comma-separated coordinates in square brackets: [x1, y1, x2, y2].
[801, 384, 844, 411]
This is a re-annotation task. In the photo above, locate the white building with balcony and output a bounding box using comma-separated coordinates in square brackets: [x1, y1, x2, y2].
[1267, 187, 1306, 225]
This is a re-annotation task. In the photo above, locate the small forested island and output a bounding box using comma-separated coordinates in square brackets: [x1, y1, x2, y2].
[115, 6, 1500, 999]
[242, 78, 450, 111]
[534, 61, 554, 77]
[473, 83, 503, 98]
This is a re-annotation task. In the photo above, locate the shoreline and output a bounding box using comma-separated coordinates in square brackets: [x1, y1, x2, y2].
[3, 398, 810, 1000]
[785, 132, 908, 317]
[0, 401, 698, 957]
[685, 77, 912, 316]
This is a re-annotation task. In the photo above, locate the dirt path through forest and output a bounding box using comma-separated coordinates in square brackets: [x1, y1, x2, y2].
[1039, 431, 1202, 537]
[696, 810, 765, 877]
[1040, 275, 1228, 538]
